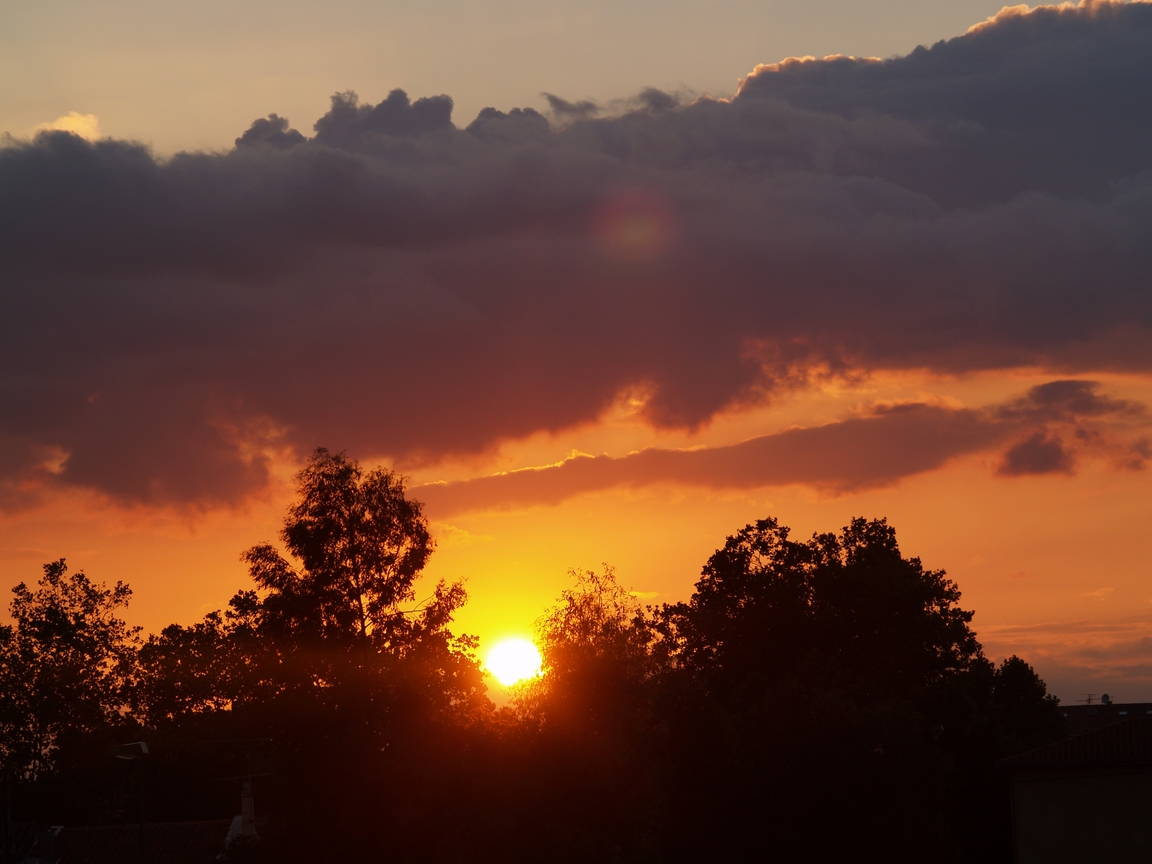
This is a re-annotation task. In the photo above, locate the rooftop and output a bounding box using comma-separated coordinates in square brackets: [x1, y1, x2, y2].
[1060, 701, 1152, 736]
[1009, 718, 1152, 766]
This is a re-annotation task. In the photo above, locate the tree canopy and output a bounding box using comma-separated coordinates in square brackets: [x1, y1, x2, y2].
[242, 448, 434, 644]
[0, 560, 138, 781]
[661, 516, 982, 705]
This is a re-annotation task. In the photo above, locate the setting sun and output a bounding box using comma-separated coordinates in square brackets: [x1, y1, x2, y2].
[485, 637, 542, 686]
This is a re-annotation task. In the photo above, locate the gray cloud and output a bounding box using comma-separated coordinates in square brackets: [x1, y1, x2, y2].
[235, 114, 307, 150]
[541, 93, 599, 120]
[418, 403, 997, 516]
[736, 0, 1152, 206]
[997, 432, 1074, 476]
[995, 379, 1146, 423]
[993, 379, 1149, 475]
[1, 1, 1151, 508]
[312, 89, 455, 149]
[416, 380, 1148, 515]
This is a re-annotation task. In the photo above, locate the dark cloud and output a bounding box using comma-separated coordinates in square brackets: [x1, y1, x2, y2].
[541, 93, 600, 120]
[418, 402, 998, 516]
[995, 379, 1146, 423]
[997, 431, 1074, 476]
[736, 0, 1152, 206]
[235, 114, 307, 150]
[992, 379, 1148, 475]
[634, 88, 680, 113]
[416, 381, 1148, 515]
[1, 1, 1151, 508]
[312, 89, 455, 147]
[465, 107, 551, 143]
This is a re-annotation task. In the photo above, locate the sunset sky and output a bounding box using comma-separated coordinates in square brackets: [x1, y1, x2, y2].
[2, 0, 1151, 703]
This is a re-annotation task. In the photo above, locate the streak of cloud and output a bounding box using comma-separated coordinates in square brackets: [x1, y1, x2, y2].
[416, 380, 1149, 515]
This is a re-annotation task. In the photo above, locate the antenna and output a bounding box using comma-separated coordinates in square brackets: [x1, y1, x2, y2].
[1080, 694, 1097, 705]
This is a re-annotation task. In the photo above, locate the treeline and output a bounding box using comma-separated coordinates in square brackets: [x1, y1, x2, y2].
[0, 449, 1063, 863]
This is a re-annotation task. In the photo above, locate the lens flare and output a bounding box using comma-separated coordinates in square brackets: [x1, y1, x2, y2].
[485, 637, 542, 687]
[593, 187, 678, 260]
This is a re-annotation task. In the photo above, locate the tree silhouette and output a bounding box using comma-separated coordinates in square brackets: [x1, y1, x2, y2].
[651, 517, 1011, 863]
[242, 448, 434, 644]
[0, 505, 1067, 864]
[0, 560, 139, 780]
[515, 567, 665, 863]
[222, 450, 485, 862]
[132, 607, 253, 726]
[658, 516, 813, 696]
[660, 516, 982, 704]
[527, 567, 654, 728]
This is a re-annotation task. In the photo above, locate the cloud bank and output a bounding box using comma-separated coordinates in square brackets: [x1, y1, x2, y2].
[416, 380, 1149, 515]
[2, 0, 1151, 508]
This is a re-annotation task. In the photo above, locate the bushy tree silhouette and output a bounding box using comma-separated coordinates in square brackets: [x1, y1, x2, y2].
[0, 561, 141, 830]
[526, 567, 653, 730]
[511, 567, 665, 863]
[650, 516, 1057, 864]
[125, 450, 487, 860]
[0, 560, 138, 780]
[660, 516, 981, 703]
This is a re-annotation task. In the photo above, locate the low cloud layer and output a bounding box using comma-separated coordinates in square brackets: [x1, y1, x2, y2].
[2, 1, 1151, 508]
[981, 615, 1152, 699]
[416, 380, 1149, 515]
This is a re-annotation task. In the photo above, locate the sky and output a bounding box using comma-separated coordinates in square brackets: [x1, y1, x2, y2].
[4, 0, 1012, 154]
[2, 0, 1151, 703]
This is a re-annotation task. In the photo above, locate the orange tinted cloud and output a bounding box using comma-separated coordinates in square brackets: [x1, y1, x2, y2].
[419, 381, 1148, 515]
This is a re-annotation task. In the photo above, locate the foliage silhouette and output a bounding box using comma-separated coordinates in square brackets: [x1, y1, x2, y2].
[0, 560, 138, 779]
[647, 516, 1059, 864]
[0, 468, 1066, 864]
[510, 568, 665, 862]
[0, 560, 140, 828]
[659, 516, 981, 703]
[242, 447, 434, 644]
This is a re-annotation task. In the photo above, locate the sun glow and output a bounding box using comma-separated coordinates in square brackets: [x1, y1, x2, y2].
[485, 637, 542, 687]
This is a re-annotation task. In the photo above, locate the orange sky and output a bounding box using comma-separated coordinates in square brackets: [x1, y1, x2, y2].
[3, 0, 1151, 707]
[3, 368, 1149, 703]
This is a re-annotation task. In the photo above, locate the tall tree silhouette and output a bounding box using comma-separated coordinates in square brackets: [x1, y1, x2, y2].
[228, 449, 485, 863]
[242, 448, 434, 644]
